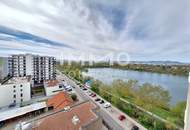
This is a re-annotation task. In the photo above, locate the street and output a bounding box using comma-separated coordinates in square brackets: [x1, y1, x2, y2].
[58, 71, 147, 130]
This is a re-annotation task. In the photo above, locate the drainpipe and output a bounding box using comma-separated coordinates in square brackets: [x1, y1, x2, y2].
[184, 72, 190, 130]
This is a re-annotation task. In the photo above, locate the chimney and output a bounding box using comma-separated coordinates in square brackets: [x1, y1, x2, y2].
[184, 72, 190, 130]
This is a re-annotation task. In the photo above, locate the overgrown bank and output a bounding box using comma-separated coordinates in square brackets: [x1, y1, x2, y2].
[90, 80, 185, 130]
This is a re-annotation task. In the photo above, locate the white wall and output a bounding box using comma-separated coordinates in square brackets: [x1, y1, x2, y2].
[0, 82, 31, 108]
[45, 85, 64, 96]
[25, 54, 33, 76]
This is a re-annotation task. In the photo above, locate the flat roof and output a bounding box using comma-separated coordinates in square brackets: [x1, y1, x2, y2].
[44, 80, 59, 87]
[2, 77, 31, 85]
[21, 101, 98, 130]
[0, 102, 47, 122]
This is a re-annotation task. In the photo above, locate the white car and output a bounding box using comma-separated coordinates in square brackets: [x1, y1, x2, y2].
[104, 102, 111, 108]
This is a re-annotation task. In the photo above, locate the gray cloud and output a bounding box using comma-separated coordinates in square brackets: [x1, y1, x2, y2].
[0, 0, 189, 62]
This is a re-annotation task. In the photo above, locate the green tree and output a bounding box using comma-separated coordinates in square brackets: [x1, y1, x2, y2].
[172, 101, 186, 118]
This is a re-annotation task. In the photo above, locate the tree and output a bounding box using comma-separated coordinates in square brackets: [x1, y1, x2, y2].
[171, 101, 186, 118]
[71, 94, 77, 101]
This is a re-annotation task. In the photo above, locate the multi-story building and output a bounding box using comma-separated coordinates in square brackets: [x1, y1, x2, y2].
[8, 54, 56, 84]
[184, 72, 190, 130]
[0, 57, 8, 80]
[0, 77, 31, 107]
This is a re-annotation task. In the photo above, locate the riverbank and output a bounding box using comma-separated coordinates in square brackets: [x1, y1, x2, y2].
[85, 63, 190, 76]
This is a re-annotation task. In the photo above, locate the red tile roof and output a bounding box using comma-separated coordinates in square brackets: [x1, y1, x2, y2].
[47, 92, 73, 111]
[32, 101, 98, 130]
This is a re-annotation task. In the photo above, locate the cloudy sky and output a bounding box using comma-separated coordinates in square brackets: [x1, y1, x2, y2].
[0, 0, 189, 62]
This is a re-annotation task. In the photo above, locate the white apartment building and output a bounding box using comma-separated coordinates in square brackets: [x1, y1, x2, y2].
[0, 57, 8, 79]
[8, 54, 56, 84]
[0, 77, 31, 108]
[184, 72, 190, 130]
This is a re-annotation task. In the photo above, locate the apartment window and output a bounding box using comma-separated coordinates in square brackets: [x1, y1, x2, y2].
[20, 93, 23, 97]
[21, 99, 23, 102]
[13, 85, 16, 88]
[20, 85, 23, 87]
[13, 94, 16, 98]
[13, 90, 16, 93]
[13, 100, 16, 103]
[20, 89, 23, 92]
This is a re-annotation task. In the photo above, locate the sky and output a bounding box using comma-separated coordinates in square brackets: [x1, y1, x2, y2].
[0, 0, 190, 62]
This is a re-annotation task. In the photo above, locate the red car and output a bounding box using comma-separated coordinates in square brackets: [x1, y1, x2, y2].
[118, 115, 126, 121]
[91, 93, 96, 97]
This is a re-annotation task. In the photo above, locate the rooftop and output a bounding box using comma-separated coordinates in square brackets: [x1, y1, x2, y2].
[44, 79, 59, 87]
[1, 76, 31, 85]
[0, 102, 46, 122]
[47, 92, 73, 111]
[21, 101, 99, 130]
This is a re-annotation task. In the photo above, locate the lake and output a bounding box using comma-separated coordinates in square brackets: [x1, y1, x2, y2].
[83, 68, 188, 105]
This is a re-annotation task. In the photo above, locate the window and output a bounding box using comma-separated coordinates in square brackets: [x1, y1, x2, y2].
[13, 90, 16, 93]
[21, 99, 23, 102]
[20, 85, 23, 87]
[20, 89, 23, 92]
[20, 93, 23, 97]
[13, 100, 16, 103]
[13, 94, 16, 98]
[59, 85, 62, 88]
[13, 85, 16, 88]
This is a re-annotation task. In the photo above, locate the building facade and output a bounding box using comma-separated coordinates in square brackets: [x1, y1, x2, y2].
[184, 72, 190, 130]
[0, 77, 31, 107]
[0, 57, 8, 80]
[8, 54, 56, 84]
[44, 80, 64, 96]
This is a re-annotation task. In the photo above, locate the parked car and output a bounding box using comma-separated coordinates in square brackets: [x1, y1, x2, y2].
[95, 98, 101, 102]
[99, 100, 105, 104]
[82, 88, 87, 91]
[89, 93, 94, 96]
[104, 102, 111, 108]
[118, 115, 126, 121]
[91, 93, 96, 97]
[131, 126, 139, 130]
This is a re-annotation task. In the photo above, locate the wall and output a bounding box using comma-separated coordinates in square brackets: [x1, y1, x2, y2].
[0, 82, 31, 107]
[45, 85, 64, 96]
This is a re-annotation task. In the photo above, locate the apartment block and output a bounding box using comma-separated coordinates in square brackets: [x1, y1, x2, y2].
[0, 57, 8, 80]
[8, 54, 56, 84]
[0, 77, 31, 107]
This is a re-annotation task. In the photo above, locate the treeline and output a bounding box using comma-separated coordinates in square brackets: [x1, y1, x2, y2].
[57, 60, 190, 76]
[91, 80, 186, 130]
[86, 62, 190, 76]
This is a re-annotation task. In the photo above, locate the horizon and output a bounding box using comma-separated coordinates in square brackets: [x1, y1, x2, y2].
[0, 0, 189, 62]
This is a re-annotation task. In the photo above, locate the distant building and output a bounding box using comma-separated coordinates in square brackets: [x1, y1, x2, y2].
[44, 80, 64, 96]
[184, 72, 190, 130]
[8, 54, 56, 84]
[0, 57, 9, 80]
[0, 77, 31, 107]
[19, 101, 103, 130]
